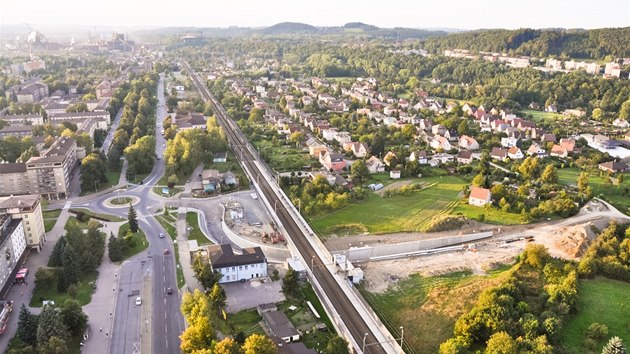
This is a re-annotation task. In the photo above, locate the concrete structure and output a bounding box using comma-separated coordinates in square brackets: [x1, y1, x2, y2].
[95, 80, 114, 99]
[261, 310, 300, 343]
[0, 163, 31, 196]
[0, 125, 35, 139]
[207, 244, 268, 283]
[0, 114, 44, 126]
[0, 195, 45, 251]
[0, 215, 26, 296]
[49, 111, 110, 127]
[25, 137, 78, 199]
[16, 82, 48, 103]
[469, 186, 492, 206]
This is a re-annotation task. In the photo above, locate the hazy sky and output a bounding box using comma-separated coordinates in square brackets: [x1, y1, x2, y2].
[2, 0, 629, 30]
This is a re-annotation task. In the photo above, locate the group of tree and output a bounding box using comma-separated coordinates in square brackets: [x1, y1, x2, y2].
[163, 117, 228, 177]
[284, 175, 351, 217]
[180, 289, 276, 354]
[80, 152, 109, 192]
[10, 301, 89, 354]
[191, 252, 222, 290]
[107, 72, 159, 177]
[578, 222, 630, 281]
[46, 220, 105, 292]
[439, 244, 577, 354]
[108, 205, 139, 262]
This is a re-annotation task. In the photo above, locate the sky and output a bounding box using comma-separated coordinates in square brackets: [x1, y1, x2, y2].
[1, 0, 629, 30]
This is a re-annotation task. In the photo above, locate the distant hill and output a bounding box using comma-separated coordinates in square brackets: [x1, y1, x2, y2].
[343, 22, 379, 31]
[258, 22, 318, 35]
[423, 27, 630, 59]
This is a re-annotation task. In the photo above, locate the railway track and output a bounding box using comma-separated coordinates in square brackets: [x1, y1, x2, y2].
[184, 63, 392, 354]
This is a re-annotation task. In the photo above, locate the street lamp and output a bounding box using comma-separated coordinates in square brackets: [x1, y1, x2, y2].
[399, 326, 404, 350]
[311, 255, 315, 271]
[362, 333, 369, 353]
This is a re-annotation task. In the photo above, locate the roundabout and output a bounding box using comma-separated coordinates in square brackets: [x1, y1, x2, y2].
[103, 195, 141, 208]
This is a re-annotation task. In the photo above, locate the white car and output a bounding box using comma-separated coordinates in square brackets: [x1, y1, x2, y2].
[135, 296, 142, 306]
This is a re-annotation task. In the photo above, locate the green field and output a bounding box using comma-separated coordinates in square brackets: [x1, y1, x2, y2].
[118, 223, 148, 260]
[310, 176, 465, 236]
[359, 268, 512, 354]
[558, 167, 630, 214]
[186, 212, 211, 245]
[156, 214, 177, 240]
[452, 202, 525, 225]
[521, 109, 565, 122]
[253, 141, 313, 172]
[560, 277, 630, 353]
[43, 209, 62, 232]
[80, 169, 121, 196]
[69, 208, 125, 222]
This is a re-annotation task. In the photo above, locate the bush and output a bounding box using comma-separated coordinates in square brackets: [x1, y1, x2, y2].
[586, 322, 608, 342]
[422, 215, 467, 232]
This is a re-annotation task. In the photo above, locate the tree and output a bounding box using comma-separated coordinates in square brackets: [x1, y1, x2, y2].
[209, 283, 227, 312]
[61, 299, 88, 336]
[325, 335, 350, 354]
[18, 146, 39, 162]
[439, 337, 470, 354]
[485, 332, 517, 354]
[49, 237, 67, 267]
[191, 253, 221, 289]
[578, 172, 590, 194]
[38, 336, 69, 354]
[179, 320, 215, 353]
[242, 334, 277, 354]
[80, 153, 108, 192]
[521, 243, 550, 269]
[215, 337, 243, 354]
[282, 267, 300, 297]
[350, 159, 369, 184]
[128, 204, 139, 233]
[37, 305, 68, 346]
[472, 173, 486, 188]
[93, 128, 107, 148]
[16, 304, 38, 346]
[586, 323, 609, 342]
[602, 336, 627, 354]
[108, 234, 123, 262]
[540, 165, 558, 184]
[125, 135, 156, 176]
[619, 100, 630, 120]
[592, 108, 604, 120]
[59, 243, 80, 291]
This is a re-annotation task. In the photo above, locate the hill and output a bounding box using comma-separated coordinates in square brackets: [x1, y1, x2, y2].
[258, 22, 318, 35]
[423, 27, 630, 59]
[343, 22, 379, 31]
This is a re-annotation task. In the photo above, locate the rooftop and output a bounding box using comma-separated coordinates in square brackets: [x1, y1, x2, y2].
[207, 244, 266, 268]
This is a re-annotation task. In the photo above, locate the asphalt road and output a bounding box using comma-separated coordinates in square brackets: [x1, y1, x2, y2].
[101, 105, 124, 155]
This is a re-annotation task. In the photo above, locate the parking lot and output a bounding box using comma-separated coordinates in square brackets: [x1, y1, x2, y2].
[223, 277, 285, 313]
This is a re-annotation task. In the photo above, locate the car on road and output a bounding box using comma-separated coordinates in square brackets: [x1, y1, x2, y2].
[163, 249, 170, 255]
[159, 233, 164, 238]
[166, 287, 173, 295]
[135, 296, 142, 306]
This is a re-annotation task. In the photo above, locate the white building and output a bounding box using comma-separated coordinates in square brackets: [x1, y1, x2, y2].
[207, 244, 267, 283]
[0, 195, 45, 251]
[0, 215, 27, 294]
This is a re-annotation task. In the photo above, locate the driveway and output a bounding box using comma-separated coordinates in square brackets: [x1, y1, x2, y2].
[223, 277, 285, 313]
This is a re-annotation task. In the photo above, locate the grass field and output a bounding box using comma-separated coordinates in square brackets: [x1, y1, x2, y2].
[43, 209, 62, 232]
[359, 268, 512, 354]
[30, 270, 98, 307]
[186, 212, 211, 245]
[173, 244, 185, 288]
[310, 176, 465, 236]
[253, 140, 313, 172]
[156, 214, 177, 240]
[558, 167, 630, 214]
[118, 223, 148, 261]
[521, 109, 565, 122]
[560, 277, 630, 353]
[452, 202, 526, 225]
[70, 208, 125, 222]
[79, 169, 121, 196]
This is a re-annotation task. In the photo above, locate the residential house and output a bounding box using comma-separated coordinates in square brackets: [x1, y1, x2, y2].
[1, 114, 44, 126]
[319, 151, 346, 172]
[612, 118, 629, 128]
[321, 128, 338, 142]
[201, 169, 221, 193]
[333, 132, 352, 145]
[174, 111, 206, 130]
[207, 244, 267, 283]
[507, 146, 524, 160]
[430, 136, 452, 151]
[541, 133, 557, 144]
[559, 138, 578, 154]
[431, 124, 446, 136]
[260, 310, 300, 343]
[383, 151, 398, 166]
[390, 170, 401, 179]
[469, 186, 492, 207]
[343, 142, 368, 158]
[445, 129, 459, 142]
[409, 151, 428, 164]
[16, 82, 48, 103]
[419, 118, 433, 131]
[598, 161, 629, 173]
[549, 145, 568, 158]
[458, 135, 480, 150]
[308, 145, 328, 158]
[95, 80, 113, 99]
[491, 147, 508, 162]
[433, 153, 455, 164]
[457, 150, 473, 164]
[527, 143, 546, 157]
[545, 104, 558, 113]
[501, 137, 520, 148]
[222, 171, 238, 186]
[365, 156, 385, 173]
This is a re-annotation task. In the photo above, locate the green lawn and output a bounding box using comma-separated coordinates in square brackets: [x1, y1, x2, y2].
[156, 214, 177, 240]
[310, 176, 465, 236]
[30, 270, 98, 307]
[70, 208, 125, 222]
[43, 209, 62, 231]
[558, 167, 630, 214]
[452, 202, 526, 225]
[152, 186, 183, 197]
[186, 212, 211, 245]
[79, 168, 121, 196]
[359, 268, 512, 354]
[560, 277, 630, 353]
[173, 244, 185, 288]
[521, 109, 565, 122]
[118, 223, 149, 260]
[252, 141, 312, 172]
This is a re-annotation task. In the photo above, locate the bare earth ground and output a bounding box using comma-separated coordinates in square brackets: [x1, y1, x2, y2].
[374, 180, 413, 196]
[329, 199, 629, 293]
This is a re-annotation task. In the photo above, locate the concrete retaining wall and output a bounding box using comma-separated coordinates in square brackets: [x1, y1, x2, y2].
[345, 231, 493, 261]
[220, 210, 290, 262]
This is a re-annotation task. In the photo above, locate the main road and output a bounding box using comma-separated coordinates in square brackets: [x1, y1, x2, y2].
[184, 62, 396, 353]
